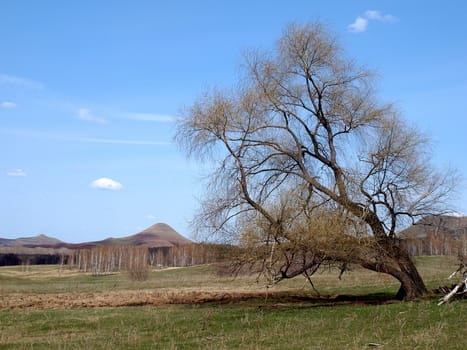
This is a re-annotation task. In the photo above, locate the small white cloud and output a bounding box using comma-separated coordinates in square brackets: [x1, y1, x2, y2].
[147, 214, 156, 220]
[1, 101, 16, 109]
[90, 177, 123, 190]
[78, 108, 108, 125]
[7, 169, 27, 177]
[349, 10, 398, 33]
[348, 16, 368, 33]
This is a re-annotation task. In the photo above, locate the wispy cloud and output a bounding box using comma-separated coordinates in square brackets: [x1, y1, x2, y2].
[0, 128, 171, 146]
[90, 177, 123, 190]
[7, 168, 27, 177]
[349, 10, 398, 33]
[0, 74, 44, 90]
[78, 137, 171, 145]
[77, 108, 175, 125]
[364, 10, 397, 22]
[125, 112, 177, 123]
[147, 214, 157, 220]
[1, 101, 17, 109]
[77, 108, 108, 125]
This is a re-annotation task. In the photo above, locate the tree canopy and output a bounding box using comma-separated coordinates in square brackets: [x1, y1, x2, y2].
[176, 22, 458, 300]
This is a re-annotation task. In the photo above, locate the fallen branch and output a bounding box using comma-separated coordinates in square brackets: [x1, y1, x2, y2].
[438, 270, 466, 305]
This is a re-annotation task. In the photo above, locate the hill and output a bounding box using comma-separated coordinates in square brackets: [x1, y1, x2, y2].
[65, 223, 192, 249]
[399, 215, 467, 256]
[0, 234, 64, 247]
[0, 223, 192, 250]
[398, 215, 467, 239]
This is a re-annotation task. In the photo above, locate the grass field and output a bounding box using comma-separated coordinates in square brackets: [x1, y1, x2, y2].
[0, 256, 465, 349]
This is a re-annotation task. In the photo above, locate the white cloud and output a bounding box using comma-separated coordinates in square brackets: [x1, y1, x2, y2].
[147, 214, 156, 220]
[90, 177, 123, 190]
[0, 74, 44, 90]
[77, 108, 108, 125]
[7, 169, 27, 177]
[348, 17, 368, 33]
[1, 101, 16, 109]
[349, 10, 398, 33]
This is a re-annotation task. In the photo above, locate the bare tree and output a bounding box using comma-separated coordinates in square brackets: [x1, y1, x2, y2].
[176, 22, 458, 300]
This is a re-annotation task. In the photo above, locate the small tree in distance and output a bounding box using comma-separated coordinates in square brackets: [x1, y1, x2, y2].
[176, 22, 458, 300]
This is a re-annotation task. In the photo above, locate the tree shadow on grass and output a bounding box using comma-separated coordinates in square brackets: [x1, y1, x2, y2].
[201, 291, 400, 309]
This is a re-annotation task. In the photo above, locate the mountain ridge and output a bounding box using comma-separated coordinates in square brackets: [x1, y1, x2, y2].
[398, 215, 467, 239]
[0, 234, 64, 247]
[0, 223, 192, 249]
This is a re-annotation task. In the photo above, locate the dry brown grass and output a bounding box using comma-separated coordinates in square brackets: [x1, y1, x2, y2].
[0, 256, 461, 311]
[0, 265, 82, 279]
[0, 287, 300, 310]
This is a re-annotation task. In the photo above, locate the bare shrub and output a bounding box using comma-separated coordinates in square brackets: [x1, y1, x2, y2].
[125, 246, 150, 281]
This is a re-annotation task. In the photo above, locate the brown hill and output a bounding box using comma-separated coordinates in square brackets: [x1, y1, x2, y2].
[398, 215, 467, 256]
[0, 234, 64, 247]
[67, 223, 192, 249]
[0, 223, 191, 250]
[398, 215, 467, 239]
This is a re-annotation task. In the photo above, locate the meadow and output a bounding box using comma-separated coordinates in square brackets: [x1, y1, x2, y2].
[0, 256, 465, 349]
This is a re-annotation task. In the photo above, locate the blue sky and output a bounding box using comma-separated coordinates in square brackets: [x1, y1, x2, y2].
[1, 1, 466, 242]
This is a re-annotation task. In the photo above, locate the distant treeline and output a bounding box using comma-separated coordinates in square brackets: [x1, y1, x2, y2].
[0, 247, 69, 266]
[0, 243, 232, 268]
[1, 234, 465, 268]
[0, 253, 66, 266]
[66, 243, 233, 275]
[402, 231, 466, 257]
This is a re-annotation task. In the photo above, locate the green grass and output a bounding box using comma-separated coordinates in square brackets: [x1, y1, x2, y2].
[0, 256, 465, 349]
[0, 301, 465, 349]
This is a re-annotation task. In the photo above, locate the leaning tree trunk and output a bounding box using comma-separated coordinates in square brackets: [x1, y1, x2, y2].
[360, 214, 428, 300]
[359, 237, 427, 300]
[394, 251, 427, 300]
